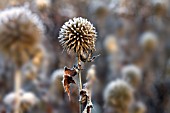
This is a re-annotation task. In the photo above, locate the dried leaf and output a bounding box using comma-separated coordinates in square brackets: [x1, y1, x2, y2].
[80, 88, 93, 113]
[62, 74, 76, 100]
[62, 66, 78, 100]
[64, 66, 77, 77]
[82, 102, 93, 113]
[79, 89, 88, 104]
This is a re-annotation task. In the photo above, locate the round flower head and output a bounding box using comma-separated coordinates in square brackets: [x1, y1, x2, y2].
[122, 65, 142, 88]
[58, 17, 97, 54]
[104, 79, 134, 110]
[140, 31, 158, 52]
[0, 6, 44, 67]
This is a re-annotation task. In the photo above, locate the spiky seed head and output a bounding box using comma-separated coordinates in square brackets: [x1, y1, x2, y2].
[122, 65, 142, 88]
[140, 31, 158, 52]
[0, 6, 44, 67]
[104, 79, 134, 110]
[58, 17, 97, 54]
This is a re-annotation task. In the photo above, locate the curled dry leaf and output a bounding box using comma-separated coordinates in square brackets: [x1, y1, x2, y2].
[83, 105, 93, 113]
[64, 66, 78, 77]
[79, 89, 88, 105]
[80, 84, 94, 113]
[82, 93, 93, 113]
[63, 74, 76, 100]
[62, 66, 78, 100]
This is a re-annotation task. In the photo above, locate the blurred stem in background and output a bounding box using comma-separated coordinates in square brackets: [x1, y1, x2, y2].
[14, 69, 22, 113]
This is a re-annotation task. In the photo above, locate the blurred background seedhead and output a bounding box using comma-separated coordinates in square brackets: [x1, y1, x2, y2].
[89, 0, 108, 19]
[3, 90, 39, 112]
[121, 64, 142, 89]
[104, 79, 134, 113]
[0, 6, 44, 67]
[150, 0, 169, 16]
[35, 0, 51, 12]
[139, 31, 158, 53]
[104, 35, 118, 54]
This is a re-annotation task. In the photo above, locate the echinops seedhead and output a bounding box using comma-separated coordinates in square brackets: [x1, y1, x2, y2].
[58, 17, 97, 55]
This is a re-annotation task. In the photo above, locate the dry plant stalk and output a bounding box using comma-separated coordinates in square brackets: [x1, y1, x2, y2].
[59, 17, 97, 113]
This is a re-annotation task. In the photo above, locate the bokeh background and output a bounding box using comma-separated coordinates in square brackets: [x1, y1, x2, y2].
[0, 0, 170, 113]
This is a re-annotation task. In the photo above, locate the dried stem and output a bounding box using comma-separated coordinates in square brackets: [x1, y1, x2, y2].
[14, 69, 22, 113]
[78, 55, 82, 113]
[78, 56, 82, 90]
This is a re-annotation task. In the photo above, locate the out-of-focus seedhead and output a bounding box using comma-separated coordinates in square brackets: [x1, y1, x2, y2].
[104, 79, 134, 112]
[121, 64, 142, 88]
[0, 6, 44, 67]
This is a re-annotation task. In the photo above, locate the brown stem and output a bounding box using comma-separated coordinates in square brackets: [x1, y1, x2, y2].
[78, 55, 82, 113]
[78, 56, 82, 90]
